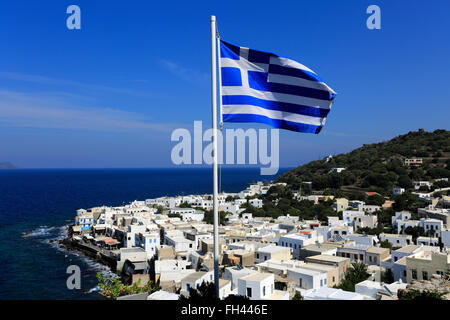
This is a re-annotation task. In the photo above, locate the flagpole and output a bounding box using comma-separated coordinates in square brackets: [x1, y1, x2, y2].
[210, 14, 220, 299]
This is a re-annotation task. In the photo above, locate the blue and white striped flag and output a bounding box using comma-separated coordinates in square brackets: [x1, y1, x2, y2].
[219, 40, 336, 134]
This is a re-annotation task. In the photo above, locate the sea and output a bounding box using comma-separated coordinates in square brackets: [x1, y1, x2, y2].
[0, 167, 290, 300]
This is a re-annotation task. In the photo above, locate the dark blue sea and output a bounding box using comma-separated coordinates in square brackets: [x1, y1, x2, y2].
[0, 167, 290, 300]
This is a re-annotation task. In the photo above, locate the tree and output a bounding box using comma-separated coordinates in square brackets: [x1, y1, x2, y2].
[365, 194, 385, 206]
[398, 175, 413, 189]
[404, 226, 425, 242]
[96, 273, 160, 300]
[179, 282, 218, 301]
[223, 294, 250, 302]
[334, 262, 370, 292]
[203, 210, 229, 225]
[398, 289, 446, 300]
[381, 269, 394, 284]
[179, 202, 191, 208]
[379, 240, 393, 250]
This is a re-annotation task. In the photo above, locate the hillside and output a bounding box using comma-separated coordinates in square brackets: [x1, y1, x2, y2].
[275, 129, 450, 197]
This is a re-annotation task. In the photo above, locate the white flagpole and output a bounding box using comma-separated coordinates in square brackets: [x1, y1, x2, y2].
[217, 31, 223, 131]
[210, 15, 220, 299]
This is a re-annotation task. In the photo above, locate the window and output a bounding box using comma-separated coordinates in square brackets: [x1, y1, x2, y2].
[263, 286, 266, 296]
[299, 278, 303, 288]
[394, 257, 398, 262]
[422, 271, 428, 280]
[374, 257, 378, 264]
[186, 284, 190, 291]
[369, 256, 372, 262]
[412, 269, 417, 280]
[256, 253, 260, 259]
[403, 270, 406, 277]
[247, 287, 252, 297]
[320, 279, 323, 286]
[332, 276, 335, 282]
[359, 254, 363, 261]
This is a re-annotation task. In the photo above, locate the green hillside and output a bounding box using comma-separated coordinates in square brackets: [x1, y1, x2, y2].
[275, 129, 450, 197]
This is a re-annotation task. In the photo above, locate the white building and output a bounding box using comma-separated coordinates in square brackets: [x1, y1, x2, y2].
[164, 234, 195, 252]
[396, 219, 420, 234]
[135, 232, 160, 259]
[442, 230, 450, 249]
[249, 198, 263, 208]
[237, 272, 289, 300]
[223, 266, 257, 290]
[286, 267, 328, 295]
[343, 234, 378, 247]
[254, 245, 292, 263]
[336, 243, 371, 264]
[361, 205, 381, 214]
[329, 168, 346, 173]
[354, 214, 378, 230]
[392, 188, 405, 195]
[304, 287, 365, 300]
[414, 181, 432, 190]
[392, 211, 412, 228]
[355, 280, 407, 299]
[416, 236, 439, 247]
[180, 271, 214, 296]
[390, 245, 440, 282]
[278, 233, 320, 259]
[342, 210, 365, 226]
[379, 233, 412, 248]
[419, 218, 443, 238]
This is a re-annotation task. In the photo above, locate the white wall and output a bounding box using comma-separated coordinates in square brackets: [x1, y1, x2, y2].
[237, 275, 274, 300]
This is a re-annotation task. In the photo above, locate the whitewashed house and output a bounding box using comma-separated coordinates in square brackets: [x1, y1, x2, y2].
[278, 233, 319, 259]
[419, 218, 443, 238]
[223, 266, 257, 290]
[379, 233, 412, 248]
[180, 271, 214, 296]
[237, 272, 289, 300]
[286, 267, 328, 295]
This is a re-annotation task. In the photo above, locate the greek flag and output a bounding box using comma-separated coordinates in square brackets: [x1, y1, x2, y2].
[219, 40, 336, 134]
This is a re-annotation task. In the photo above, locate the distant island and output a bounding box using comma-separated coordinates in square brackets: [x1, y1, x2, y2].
[0, 162, 18, 169]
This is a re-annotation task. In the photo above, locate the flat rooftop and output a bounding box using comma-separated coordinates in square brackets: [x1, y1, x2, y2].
[366, 246, 390, 254]
[306, 254, 349, 263]
[287, 267, 325, 276]
[258, 245, 289, 253]
[302, 243, 340, 251]
[380, 233, 412, 239]
[394, 245, 419, 253]
[181, 271, 209, 282]
[241, 272, 272, 282]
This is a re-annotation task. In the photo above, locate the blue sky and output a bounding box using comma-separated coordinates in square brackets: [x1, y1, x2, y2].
[0, 0, 449, 168]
